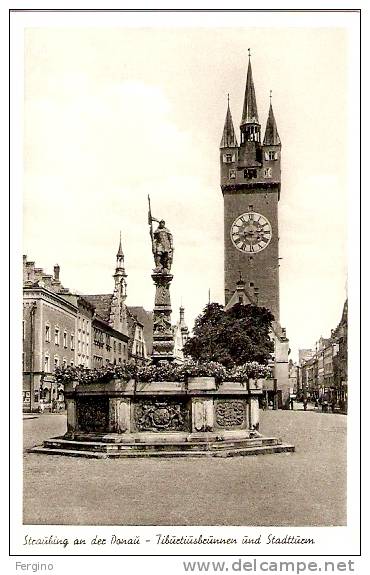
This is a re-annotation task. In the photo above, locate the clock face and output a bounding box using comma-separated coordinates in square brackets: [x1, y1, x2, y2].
[230, 212, 272, 253]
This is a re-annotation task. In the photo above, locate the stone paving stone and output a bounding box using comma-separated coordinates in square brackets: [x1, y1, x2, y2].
[23, 408, 346, 526]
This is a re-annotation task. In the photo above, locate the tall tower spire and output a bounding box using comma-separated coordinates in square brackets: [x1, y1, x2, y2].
[117, 230, 124, 258]
[220, 95, 238, 149]
[239, 51, 261, 152]
[241, 50, 259, 127]
[115, 231, 126, 275]
[110, 232, 128, 334]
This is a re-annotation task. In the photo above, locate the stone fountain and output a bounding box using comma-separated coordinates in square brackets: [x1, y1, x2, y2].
[31, 205, 294, 458]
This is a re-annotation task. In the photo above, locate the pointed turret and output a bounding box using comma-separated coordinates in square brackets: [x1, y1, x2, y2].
[241, 54, 259, 127]
[115, 231, 126, 275]
[263, 100, 281, 145]
[117, 231, 124, 258]
[220, 97, 238, 149]
[239, 51, 261, 149]
[110, 233, 128, 335]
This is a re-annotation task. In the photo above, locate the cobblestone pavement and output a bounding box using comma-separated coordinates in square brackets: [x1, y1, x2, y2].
[23, 409, 346, 526]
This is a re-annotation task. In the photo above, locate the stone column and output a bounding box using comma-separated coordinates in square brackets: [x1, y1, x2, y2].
[109, 398, 131, 433]
[66, 398, 77, 434]
[151, 271, 174, 362]
[191, 398, 214, 433]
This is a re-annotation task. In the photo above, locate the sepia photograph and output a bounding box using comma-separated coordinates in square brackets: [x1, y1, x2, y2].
[9, 7, 361, 562]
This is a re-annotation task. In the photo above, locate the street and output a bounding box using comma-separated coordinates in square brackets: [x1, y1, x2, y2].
[23, 408, 346, 526]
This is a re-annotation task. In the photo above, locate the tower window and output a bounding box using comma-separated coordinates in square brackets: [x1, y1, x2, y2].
[223, 153, 235, 163]
[229, 169, 236, 179]
[244, 168, 257, 179]
[268, 150, 278, 161]
[264, 167, 272, 178]
[248, 205, 253, 211]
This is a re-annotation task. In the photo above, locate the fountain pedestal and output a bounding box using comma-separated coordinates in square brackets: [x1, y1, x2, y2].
[151, 271, 174, 362]
[31, 378, 295, 457]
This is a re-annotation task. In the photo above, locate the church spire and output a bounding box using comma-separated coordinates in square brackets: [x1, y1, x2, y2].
[240, 50, 259, 126]
[114, 232, 127, 277]
[220, 95, 238, 149]
[117, 230, 124, 258]
[110, 233, 128, 334]
[263, 95, 281, 145]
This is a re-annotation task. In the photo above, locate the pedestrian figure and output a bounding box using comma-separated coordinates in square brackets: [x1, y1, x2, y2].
[290, 397, 294, 410]
[331, 401, 336, 413]
[303, 398, 308, 411]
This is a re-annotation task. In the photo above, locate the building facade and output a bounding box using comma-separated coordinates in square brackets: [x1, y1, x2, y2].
[220, 55, 289, 406]
[22, 238, 148, 411]
[298, 300, 348, 409]
[23, 257, 78, 412]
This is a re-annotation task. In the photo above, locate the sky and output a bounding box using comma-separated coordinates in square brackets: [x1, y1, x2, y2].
[23, 21, 350, 361]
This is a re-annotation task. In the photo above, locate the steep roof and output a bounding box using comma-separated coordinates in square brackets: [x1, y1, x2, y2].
[263, 103, 281, 145]
[241, 57, 259, 126]
[84, 294, 113, 322]
[220, 101, 238, 148]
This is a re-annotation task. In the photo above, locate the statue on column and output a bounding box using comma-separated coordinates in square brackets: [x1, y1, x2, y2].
[148, 195, 174, 273]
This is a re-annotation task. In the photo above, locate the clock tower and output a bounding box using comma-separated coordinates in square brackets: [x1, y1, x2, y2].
[221, 54, 281, 321]
[220, 53, 290, 406]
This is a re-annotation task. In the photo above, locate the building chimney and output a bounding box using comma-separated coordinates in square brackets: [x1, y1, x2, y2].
[54, 264, 60, 281]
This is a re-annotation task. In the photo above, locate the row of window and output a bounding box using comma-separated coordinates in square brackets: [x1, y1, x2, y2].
[78, 341, 89, 354]
[42, 352, 129, 372]
[93, 355, 125, 368]
[223, 150, 279, 164]
[135, 341, 145, 357]
[44, 355, 74, 372]
[228, 167, 273, 180]
[78, 317, 90, 334]
[45, 325, 75, 349]
[113, 340, 125, 353]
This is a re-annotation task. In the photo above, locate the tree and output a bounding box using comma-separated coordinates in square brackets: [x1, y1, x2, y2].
[183, 302, 274, 367]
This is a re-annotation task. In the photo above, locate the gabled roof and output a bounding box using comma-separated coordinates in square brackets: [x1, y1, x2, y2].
[84, 294, 113, 322]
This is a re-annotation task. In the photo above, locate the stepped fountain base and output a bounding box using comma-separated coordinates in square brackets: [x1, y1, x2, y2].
[30, 378, 295, 458]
